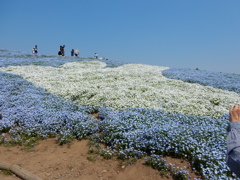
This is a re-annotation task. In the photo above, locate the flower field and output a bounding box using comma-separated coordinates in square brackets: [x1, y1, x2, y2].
[1, 49, 240, 179]
[162, 68, 240, 94]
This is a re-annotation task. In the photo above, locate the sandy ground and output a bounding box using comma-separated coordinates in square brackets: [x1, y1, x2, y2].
[0, 138, 200, 180]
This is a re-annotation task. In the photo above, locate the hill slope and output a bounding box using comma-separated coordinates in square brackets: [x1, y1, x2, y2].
[1, 49, 240, 179]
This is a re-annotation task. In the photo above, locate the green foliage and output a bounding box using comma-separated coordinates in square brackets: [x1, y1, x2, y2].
[144, 156, 191, 180]
[57, 134, 74, 145]
[23, 137, 39, 149]
[67, 164, 74, 170]
[172, 171, 189, 180]
[144, 157, 168, 172]
[210, 98, 221, 106]
[0, 169, 13, 175]
[87, 155, 97, 162]
[100, 149, 114, 160]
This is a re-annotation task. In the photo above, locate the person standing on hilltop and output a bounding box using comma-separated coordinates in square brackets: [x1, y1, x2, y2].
[58, 46, 62, 56]
[226, 104, 240, 178]
[32, 45, 38, 55]
[94, 53, 98, 59]
[58, 45, 65, 56]
[62, 45, 65, 56]
[71, 49, 74, 56]
[74, 48, 79, 57]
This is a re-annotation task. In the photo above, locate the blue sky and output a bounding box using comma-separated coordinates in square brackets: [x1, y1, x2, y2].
[0, 0, 240, 74]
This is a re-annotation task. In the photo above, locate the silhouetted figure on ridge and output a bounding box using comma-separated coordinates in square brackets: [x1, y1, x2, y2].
[32, 45, 38, 55]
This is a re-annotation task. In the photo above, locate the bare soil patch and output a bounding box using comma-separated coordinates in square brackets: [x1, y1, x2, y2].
[0, 138, 200, 180]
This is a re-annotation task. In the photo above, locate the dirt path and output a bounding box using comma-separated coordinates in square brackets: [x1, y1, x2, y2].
[0, 138, 199, 180]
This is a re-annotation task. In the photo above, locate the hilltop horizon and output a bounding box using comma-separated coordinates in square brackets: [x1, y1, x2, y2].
[1, 48, 239, 76]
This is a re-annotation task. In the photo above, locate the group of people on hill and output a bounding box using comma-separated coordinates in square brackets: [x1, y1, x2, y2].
[58, 45, 65, 56]
[58, 45, 99, 59]
[71, 48, 79, 57]
[58, 45, 79, 57]
[32, 45, 102, 59]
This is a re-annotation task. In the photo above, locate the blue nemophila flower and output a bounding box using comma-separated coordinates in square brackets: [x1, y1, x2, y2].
[1, 49, 240, 179]
[163, 68, 240, 94]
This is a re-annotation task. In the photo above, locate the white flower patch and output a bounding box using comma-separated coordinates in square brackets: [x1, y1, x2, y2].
[1, 61, 240, 118]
